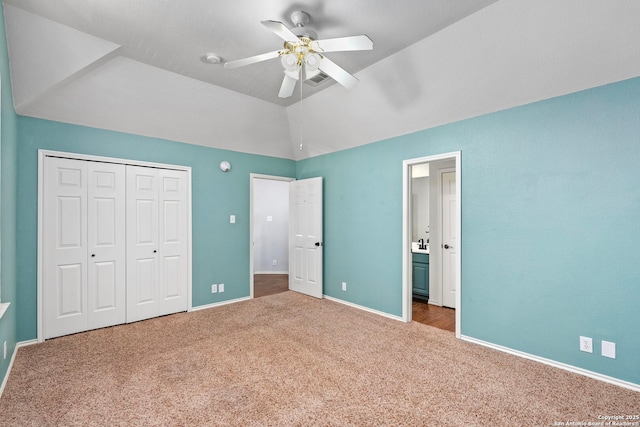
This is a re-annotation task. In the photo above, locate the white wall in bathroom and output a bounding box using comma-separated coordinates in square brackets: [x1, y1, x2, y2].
[253, 178, 289, 273]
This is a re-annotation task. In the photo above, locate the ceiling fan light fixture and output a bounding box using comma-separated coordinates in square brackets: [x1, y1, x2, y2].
[281, 53, 299, 72]
[305, 53, 321, 71]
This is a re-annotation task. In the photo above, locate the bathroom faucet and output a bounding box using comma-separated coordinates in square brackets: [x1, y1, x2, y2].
[418, 239, 427, 250]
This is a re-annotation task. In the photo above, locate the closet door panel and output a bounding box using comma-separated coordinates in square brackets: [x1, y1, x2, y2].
[87, 162, 126, 329]
[44, 158, 88, 339]
[158, 170, 189, 314]
[126, 166, 161, 322]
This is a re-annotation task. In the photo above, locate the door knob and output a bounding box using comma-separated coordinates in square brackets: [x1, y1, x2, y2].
[91, 254, 96, 257]
[315, 242, 323, 247]
[153, 250, 157, 253]
[444, 244, 450, 249]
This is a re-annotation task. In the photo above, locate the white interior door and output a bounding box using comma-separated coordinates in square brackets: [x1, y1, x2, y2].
[43, 158, 89, 339]
[441, 170, 457, 308]
[289, 177, 323, 298]
[157, 169, 189, 315]
[87, 162, 126, 330]
[126, 166, 160, 322]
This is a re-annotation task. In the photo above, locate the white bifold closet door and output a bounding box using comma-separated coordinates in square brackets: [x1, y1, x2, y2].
[43, 157, 189, 339]
[126, 166, 189, 323]
[44, 158, 126, 339]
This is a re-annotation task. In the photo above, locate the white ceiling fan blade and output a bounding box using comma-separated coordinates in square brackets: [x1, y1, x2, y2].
[318, 56, 359, 90]
[279, 72, 299, 98]
[261, 20, 300, 43]
[224, 50, 281, 69]
[311, 35, 373, 53]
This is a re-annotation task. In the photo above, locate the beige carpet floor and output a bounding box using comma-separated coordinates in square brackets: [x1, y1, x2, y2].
[1, 291, 638, 426]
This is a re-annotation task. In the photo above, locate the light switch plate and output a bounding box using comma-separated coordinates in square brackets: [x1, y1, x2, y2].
[601, 340, 616, 359]
[230, 215, 236, 224]
[218, 283, 224, 293]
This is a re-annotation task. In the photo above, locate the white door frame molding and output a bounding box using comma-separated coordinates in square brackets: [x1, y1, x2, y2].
[37, 149, 193, 342]
[402, 151, 461, 338]
[249, 174, 295, 298]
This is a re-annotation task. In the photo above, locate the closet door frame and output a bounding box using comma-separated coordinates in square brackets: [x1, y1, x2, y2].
[37, 149, 193, 343]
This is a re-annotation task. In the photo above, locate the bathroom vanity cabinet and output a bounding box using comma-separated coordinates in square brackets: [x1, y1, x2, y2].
[412, 253, 429, 300]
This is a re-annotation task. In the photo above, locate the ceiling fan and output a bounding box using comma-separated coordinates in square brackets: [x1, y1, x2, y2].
[224, 11, 373, 98]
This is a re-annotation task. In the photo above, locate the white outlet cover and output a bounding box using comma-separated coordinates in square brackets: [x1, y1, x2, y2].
[601, 340, 616, 359]
[211, 284, 217, 293]
[230, 215, 236, 224]
[267, 216, 273, 222]
[580, 336, 593, 353]
[219, 283, 224, 293]
[342, 282, 347, 291]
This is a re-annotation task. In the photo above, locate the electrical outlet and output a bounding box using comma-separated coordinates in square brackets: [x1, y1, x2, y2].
[229, 215, 236, 224]
[211, 284, 218, 293]
[342, 282, 347, 291]
[580, 336, 593, 353]
[218, 283, 224, 293]
[272, 259, 277, 266]
[3, 341, 6, 360]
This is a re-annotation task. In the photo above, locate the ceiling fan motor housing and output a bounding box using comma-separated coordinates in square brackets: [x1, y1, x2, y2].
[290, 11, 310, 27]
[290, 11, 318, 40]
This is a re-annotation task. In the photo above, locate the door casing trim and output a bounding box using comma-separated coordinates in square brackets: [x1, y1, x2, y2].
[249, 174, 295, 298]
[402, 151, 461, 338]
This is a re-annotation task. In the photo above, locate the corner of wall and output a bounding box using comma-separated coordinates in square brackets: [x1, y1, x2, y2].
[0, 0, 20, 392]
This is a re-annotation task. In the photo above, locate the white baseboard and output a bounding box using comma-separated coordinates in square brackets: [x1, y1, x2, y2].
[460, 335, 640, 393]
[319, 297, 639, 392]
[323, 295, 404, 322]
[189, 296, 252, 312]
[0, 339, 38, 398]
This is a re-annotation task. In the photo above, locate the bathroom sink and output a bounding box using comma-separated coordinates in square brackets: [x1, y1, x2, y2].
[411, 242, 429, 254]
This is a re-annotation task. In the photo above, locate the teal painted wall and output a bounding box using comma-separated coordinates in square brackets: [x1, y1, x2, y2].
[0, 0, 18, 389]
[15, 117, 295, 341]
[298, 76, 640, 385]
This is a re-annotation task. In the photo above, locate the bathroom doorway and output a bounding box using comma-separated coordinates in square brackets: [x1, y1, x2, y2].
[249, 174, 295, 298]
[402, 152, 461, 337]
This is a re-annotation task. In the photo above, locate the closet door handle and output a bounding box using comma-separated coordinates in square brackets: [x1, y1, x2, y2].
[153, 250, 157, 253]
[91, 254, 96, 257]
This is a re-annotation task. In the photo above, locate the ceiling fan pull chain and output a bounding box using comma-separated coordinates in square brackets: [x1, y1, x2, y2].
[299, 65, 304, 151]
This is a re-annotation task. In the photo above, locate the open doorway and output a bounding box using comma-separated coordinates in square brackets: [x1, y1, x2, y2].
[402, 152, 461, 338]
[249, 174, 295, 298]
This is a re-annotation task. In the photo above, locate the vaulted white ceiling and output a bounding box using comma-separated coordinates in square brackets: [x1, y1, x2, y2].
[4, 1, 640, 160]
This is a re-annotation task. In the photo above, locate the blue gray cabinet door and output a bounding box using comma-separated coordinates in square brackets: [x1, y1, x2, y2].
[412, 253, 429, 299]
